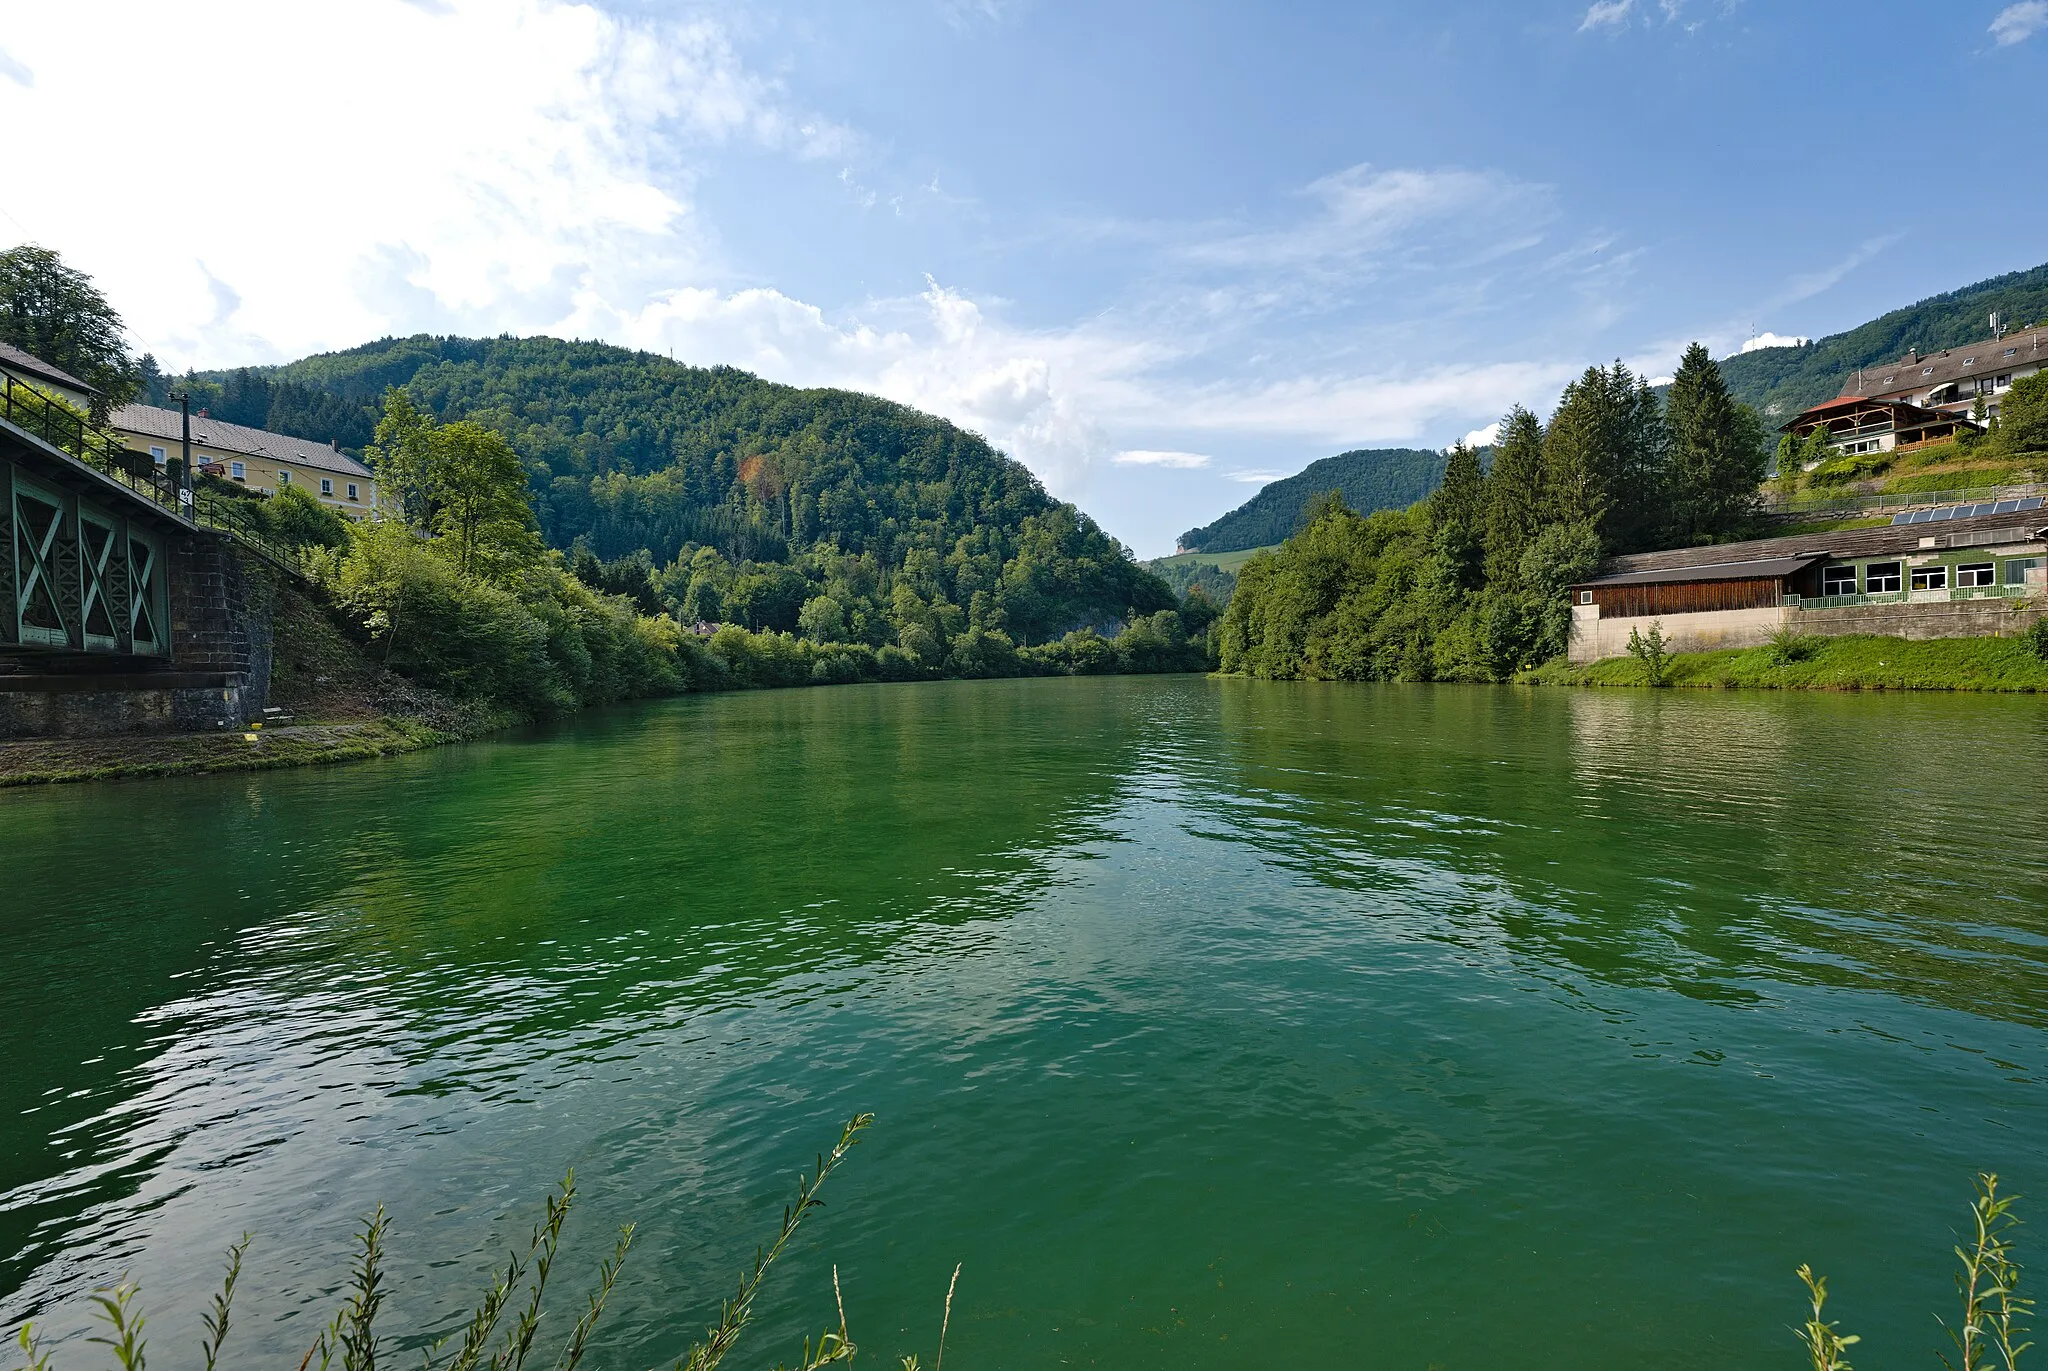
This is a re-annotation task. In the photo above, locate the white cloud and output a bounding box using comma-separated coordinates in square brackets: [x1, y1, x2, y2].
[1224, 468, 1290, 485]
[0, 9, 1616, 536]
[1739, 331, 1809, 354]
[0, 0, 847, 369]
[1645, 375, 1675, 387]
[1183, 164, 1552, 284]
[1992, 2, 2048, 45]
[1111, 450, 1211, 468]
[1580, 0, 1635, 31]
[1781, 235, 1898, 306]
[1457, 421, 1502, 449]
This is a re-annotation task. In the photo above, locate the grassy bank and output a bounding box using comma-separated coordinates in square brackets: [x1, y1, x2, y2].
[1526, 631, 2048, 692]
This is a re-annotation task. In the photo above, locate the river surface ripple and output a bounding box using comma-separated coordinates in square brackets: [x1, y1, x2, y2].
[4, 678, 2046, 1369]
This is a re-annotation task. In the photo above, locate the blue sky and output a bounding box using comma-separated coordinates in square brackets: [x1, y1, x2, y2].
[3, 0, 2045, 554]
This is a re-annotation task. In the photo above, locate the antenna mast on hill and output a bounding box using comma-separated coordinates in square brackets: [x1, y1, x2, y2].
[1991, 311, 2006, 340]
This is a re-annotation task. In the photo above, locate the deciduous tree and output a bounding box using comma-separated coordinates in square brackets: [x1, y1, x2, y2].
[0, 244, 136, 414]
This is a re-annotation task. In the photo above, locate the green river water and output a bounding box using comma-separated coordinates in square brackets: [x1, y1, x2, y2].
[4, 677, 2047, 1369]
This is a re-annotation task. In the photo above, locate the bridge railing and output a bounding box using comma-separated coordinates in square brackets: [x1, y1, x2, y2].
[1, 374, 318, 575]
[0, 372, 192, 521]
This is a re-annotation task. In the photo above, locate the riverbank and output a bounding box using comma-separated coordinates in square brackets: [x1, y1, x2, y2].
[0, 577, 510, 788]
[1525, 632, 2048, 691]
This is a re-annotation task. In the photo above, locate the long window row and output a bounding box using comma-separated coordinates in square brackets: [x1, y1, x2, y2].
[1820, 558, 2042, 595]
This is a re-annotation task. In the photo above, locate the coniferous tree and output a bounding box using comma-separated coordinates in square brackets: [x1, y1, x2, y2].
[1543, 362, 1668, 554]
[1483, 405, 1546, 585]
[1609, 367, 1669, 551]
[1666, 342, 1767, 543]
[1430, 440, 1487, 588]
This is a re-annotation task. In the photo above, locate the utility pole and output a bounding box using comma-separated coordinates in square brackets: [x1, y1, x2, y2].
[170, 389, 194, 517]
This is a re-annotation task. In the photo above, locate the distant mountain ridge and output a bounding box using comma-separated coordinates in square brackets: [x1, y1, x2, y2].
[1718, 260, 2048, 421]
[1178, 447, 1450, 553]
[184, 334, 1178, 640]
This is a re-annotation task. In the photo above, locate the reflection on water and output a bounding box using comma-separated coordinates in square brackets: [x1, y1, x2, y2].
[4, 678, 2047, 1370]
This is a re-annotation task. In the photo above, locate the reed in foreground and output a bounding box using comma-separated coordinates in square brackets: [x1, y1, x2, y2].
[5, 1114, 956, 1371]
[1799, 1173, 2032, 1371]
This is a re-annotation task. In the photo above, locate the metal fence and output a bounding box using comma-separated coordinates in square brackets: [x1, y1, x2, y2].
[1, 372, 191, 520]
[1760, 482, 2048, 520]
[2, 374, 308, 574]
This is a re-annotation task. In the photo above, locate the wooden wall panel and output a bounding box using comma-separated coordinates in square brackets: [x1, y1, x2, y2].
[1589, 577, 1783, 619]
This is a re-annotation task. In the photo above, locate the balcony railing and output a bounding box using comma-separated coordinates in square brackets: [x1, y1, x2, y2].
[1790, 585, 2034, 610]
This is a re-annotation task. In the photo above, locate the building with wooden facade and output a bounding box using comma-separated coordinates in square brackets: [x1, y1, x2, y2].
[1569, 499, 2048, 662]
[1779, 395, 1973, 459]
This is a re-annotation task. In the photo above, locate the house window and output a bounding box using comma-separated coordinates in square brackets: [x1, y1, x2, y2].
[2006, 558, 2044, 585]
[1822, 566, 1857, 596]
[1923, 366, 1935, 375]
[230, 460, 246, 480]
[149, 444, 167, 464]
[2006, 348, 2019, 358]
[1865, 561, 1902, 593]
[347, 482, 359, 501]
[1578, 590, 1593, 604]
[1911, 565, 1948, 591]
[321, 477, 334, 495]
[277, 470, 291, 486]
[1957, 563, 1996, 588]
[1997, 374, 2012, 388]
[1882, 375, 1896, 385]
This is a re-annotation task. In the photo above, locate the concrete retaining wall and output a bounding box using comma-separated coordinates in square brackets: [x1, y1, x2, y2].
[1571, 596, 2045, 663]
[1571, 603, 1789, 662]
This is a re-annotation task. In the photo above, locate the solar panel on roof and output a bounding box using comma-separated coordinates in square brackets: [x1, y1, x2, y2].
[2022, 497, 2045, 512]
[1892, 512, 1912, 525]
[1994, 500, 2020, 514]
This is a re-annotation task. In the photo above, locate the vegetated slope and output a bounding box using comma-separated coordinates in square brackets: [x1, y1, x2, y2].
[1178, 448, 1450, 553]
[1720, 259, 2048, 422]
[204, 335, 1177, 641]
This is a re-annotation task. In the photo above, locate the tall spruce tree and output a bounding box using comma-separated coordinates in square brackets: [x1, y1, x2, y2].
[1428, 440, 1486, 592]
[1542, 361, 1668, 554]
[1483, 405, 1546, 585]
[1610, 366, 1669, 552]
[1665, 342, 1766, 543]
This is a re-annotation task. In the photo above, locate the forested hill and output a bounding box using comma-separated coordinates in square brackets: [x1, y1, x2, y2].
[1178, 447, 1449, 553]
[188, 334, 1176, 642]
[1719, 259, 2048, 422]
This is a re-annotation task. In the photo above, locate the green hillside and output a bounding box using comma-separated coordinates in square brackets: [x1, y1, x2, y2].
[1719, 259, 2048, 422]
[187, 335, 1178, 643]
[1178, 447, 1449, 553]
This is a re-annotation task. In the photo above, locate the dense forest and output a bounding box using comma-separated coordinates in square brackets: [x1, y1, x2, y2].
[171, 334, 1191, 656]
[1717, 259, 2048, 421]
[1221, 346, 1768, 681]
[1177, 446, 1451, 552]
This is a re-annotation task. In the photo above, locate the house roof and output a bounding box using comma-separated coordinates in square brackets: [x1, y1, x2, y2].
[1577, 510, 2048, 588]
[0, 341, 99, 397]
[1580, 553, 1827, 588]
[1782, 394, 1948, 430]
[111, 404, 373, 478]
[1846, 331, 2048, 399]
